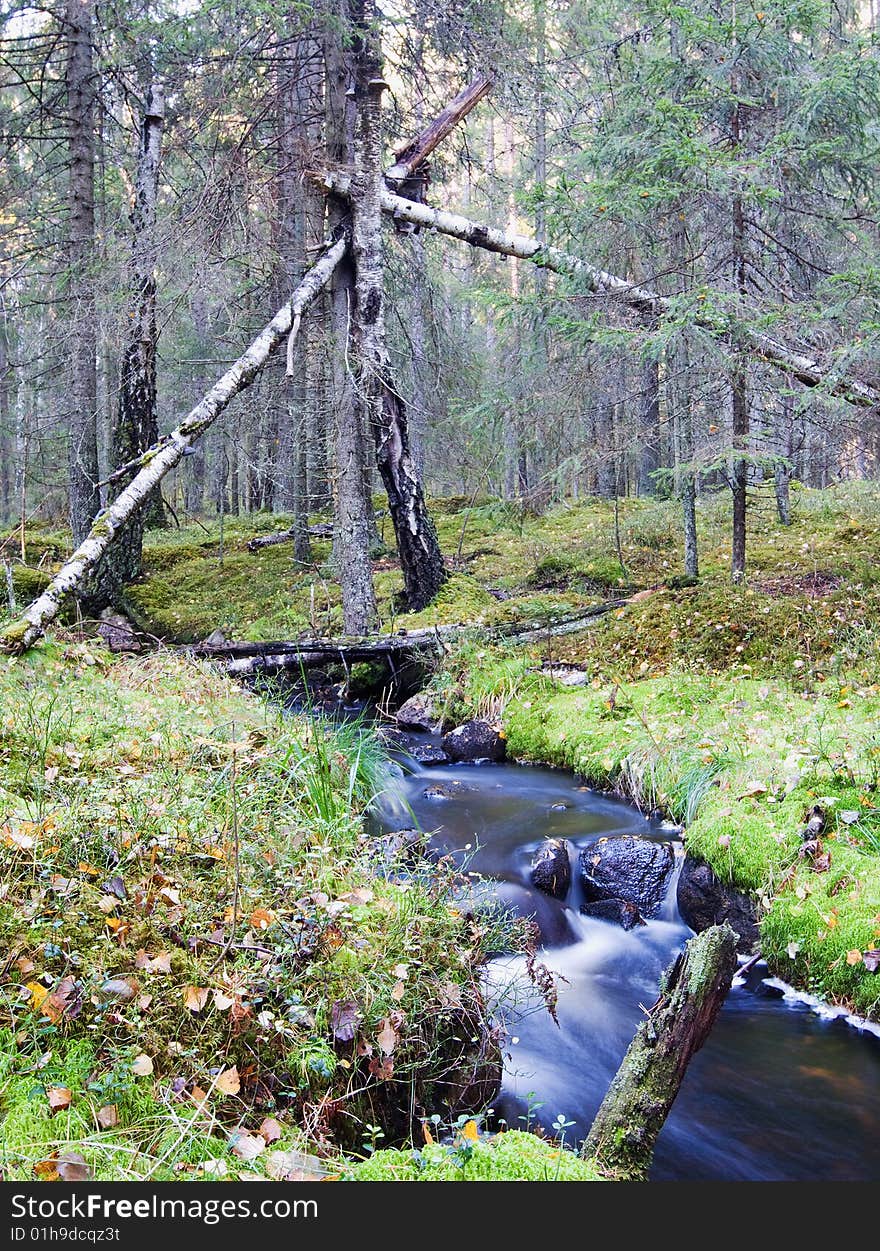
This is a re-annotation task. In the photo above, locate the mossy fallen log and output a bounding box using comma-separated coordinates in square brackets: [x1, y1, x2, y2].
[585, 923, 738, 1180]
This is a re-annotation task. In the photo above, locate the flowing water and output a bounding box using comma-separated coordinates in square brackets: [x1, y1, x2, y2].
[375, 749, 880, 1182]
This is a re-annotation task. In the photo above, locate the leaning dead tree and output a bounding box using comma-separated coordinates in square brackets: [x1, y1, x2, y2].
[585, 922, 738, 1180]
[0, 239, 346, 653]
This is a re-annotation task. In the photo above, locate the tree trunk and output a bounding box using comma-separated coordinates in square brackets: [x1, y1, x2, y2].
[584, 923, 738, 1180]
[638, 358, 661, 496]
[1, 240, 345, 652]
[349, 0, 446, 611]
[87, 84, 166, 610]
[325, 2, 379, 633]
[65, 0, 101, 545]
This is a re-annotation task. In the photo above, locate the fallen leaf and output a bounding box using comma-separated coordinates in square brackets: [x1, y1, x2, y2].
[460, 1119, 480, 1143]
[249, 907, 276, 930]
[34, 1156, 60, 1181]
[368, 1056, 394, 1081]
[101, 876, 127, 901]
[258, 1117, 283, 1144]
[422, 1121, 434, 1145]
[230, 1131, 264, 1161]
[97, 1104, 118, 1129]
[47, 1087, 72, 1113]
[376, 1017, 398, 1056]
[862, 950, 880, 973]
[264, 1150, 327, 1181]
[839, 810, 861, 825]
[331, 999, 360, 1043]
[100, 977, 138, 1002]
[200, 1159, 228, 1177]
[57, 1152, 92, 1181]
[213, 989, 235, 1011]
[183, 986, 210, 1013]
[97, 896, 119, 914]
[812, 851, 832, 873]
[846, 949, 864, 966]
[738, 782, 768, 800]
[26, 981, 51, 1012]
[131, 1054, 154, 1076]
[390, 981, 405, 1002]
[215, 1066, 240, 1096]
[786, 941, 800, 959]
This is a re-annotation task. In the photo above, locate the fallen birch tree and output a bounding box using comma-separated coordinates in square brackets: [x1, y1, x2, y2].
[326, 171, 880, 412]
[0, 237, 346, 654]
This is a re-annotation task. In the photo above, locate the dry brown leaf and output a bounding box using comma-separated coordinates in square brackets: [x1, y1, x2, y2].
[97, 1104, 118, 1130]
[376, 1018, 398, 1056]
[390, 981, 406, 1002]
[183, 985, 210, 1013]
[249, 907, 276, 930]
[258, 1117, 283, 1144]
[47, 1087, 72, 1113]
[34, 1156, 60, 1181]
[215, 1065, 240, 1096]
[57, 1152, 92, 1182]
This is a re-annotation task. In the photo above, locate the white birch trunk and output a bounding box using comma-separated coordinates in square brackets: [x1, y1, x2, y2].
[2, 239, 346, 652]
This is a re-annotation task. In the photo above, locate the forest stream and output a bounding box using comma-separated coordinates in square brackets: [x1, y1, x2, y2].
[369, 745, 880, 1182]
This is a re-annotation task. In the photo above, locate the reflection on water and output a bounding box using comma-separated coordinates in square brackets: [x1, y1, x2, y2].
[375, 753, 880, 1182]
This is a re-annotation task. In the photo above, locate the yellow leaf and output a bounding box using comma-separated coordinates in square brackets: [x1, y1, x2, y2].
[422, 1121, 434, 1145]
[215, 1065, 240, 1096]
[26, 981, 49, 1011]
[461, 1119, 480, 1143]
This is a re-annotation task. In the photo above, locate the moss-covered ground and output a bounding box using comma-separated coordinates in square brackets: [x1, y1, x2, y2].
[0, 643, 520, 1180]
[3, 480, 880, 1174]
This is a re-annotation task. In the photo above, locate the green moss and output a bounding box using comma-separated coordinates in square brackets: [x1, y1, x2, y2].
[346, 1130, 604, 1181]
[0, 644, 507, 1177]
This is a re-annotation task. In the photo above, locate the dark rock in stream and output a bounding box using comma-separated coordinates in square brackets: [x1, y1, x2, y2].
[443, 719, 506, 763]
[578, 835, 674, 918]
[367, 828, 428, 880]
[580, 898, 645, 930]
[395, 693, 445, 733]
[390, 731, 449, 766]
[676, 854, 759, 954]
[464, 880, 578, 949]
[530, 839, 572, 900]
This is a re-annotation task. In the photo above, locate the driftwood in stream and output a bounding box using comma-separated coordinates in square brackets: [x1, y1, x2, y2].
[0, 238, 346, 654]
[585, 923, 738, 1180]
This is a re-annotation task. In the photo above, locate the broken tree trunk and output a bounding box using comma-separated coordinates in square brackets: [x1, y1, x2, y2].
[385, 74, 493, 191]
[86, 83, 166, 613]
[0, 238, 346, 653]
[322, 173, 880, 412]
[584, 922, 738, 1180]
[349, 4, 447, 612]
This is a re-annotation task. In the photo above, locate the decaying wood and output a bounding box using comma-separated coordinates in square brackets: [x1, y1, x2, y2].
[192, 598, 632, 677]
[0, 238, 346, 654]
[384, 75, 494, 189]
[585, 923, 738, 1180]
[321, 171, 880, 411]
[246, 522, 335, 551]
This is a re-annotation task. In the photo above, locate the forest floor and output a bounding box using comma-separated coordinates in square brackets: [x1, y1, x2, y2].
[3, 482, 880, 1178]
